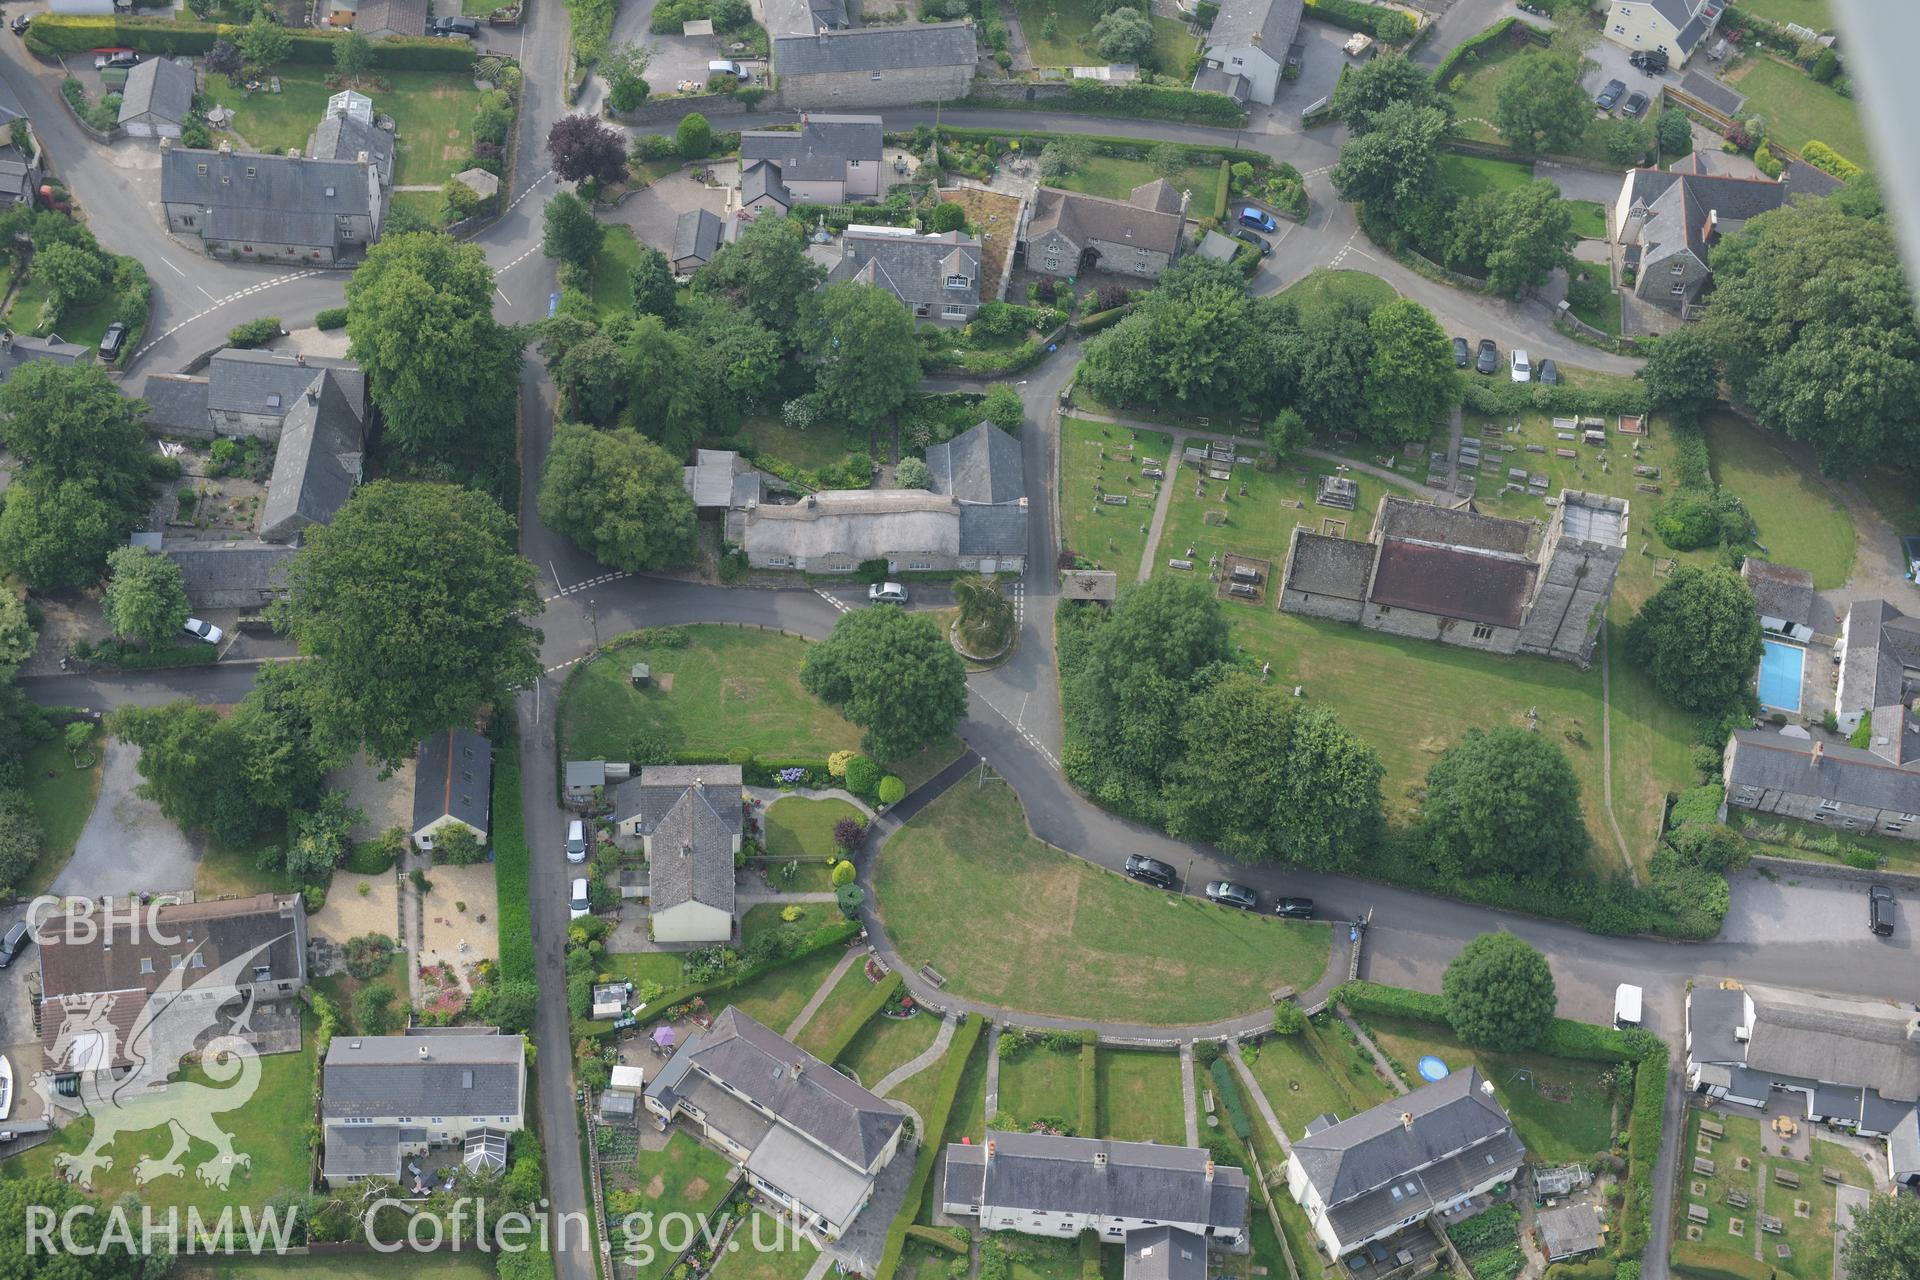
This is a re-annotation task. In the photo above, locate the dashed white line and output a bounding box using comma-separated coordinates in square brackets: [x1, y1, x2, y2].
[814, 588, 852, 614]
[1011, 579, 1025, 627]
[1328, 230, 1361, 269]
[978, 694, 1060, 772]
[539, 571, 633, 602]
[505, 170, 554, 215]
[132, 268, 329, 359]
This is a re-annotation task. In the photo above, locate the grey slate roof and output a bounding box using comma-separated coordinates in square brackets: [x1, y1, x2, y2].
[324, 1125, 403, 1179]
[1841, 599, 1920, 713]
[949, 1131, 1250, 1231]
[1782, 160, 1843, 198]
[1283, 529, 1373, 600]
[925, 421, 1027, 557]
[672, 208, 724, 266]
[161, 147, 374, 251]
[773, 22, 977, 77]
[140, 373, 212, 431]
[684, 449, 745, 509]
[322, 1031, 525, 1119]
[308, 111, 395, 187]
[1124, 1227, 1208, 1280]
[748, 1124, 874, 1225]
[1028, 184, 1185, 258]
[1622, 167, 1792, 269]
[613, 764, 744, 833]
[1204, 0, 1302, 57]
[1887, 1108, 1920, 1178]
[1686, 986, 1749, 1067]
[1536, 1204, 1602, 1260]
[740, 160, 792, 209]
[1725, 729, 1920, 826]
[0, 73, 24, 125]
[1741, 559, 1815, 628]
[164, 540, 295, 603]
[1291, 1069, 1516, 1208]
[1678, 70, 1744, 119]
[1371, 538, 1536, 629]
[257, 372, 364, 542]
[0, 333, 87, 382]
[119, 56, 194, 127]
[832, 227, 981, 310]
[646, 786, 739, 915]
[740, 116, 882, 183]
[412, 728, 493, 839]
[204, 349, 367, 422]
[664, 1007, 902, 1168]
[0, 148, 33, 205]
[1376, 495, 1533, 555]
[354, 0, 430, 37]
[763, 0, 848, 37]
[566, 760, 607, 791]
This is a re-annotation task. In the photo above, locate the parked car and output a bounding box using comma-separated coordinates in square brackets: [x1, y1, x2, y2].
[1869, 883, 1895, 937]
[1510, 348, 1532, 383]
[1234, 228, 1272, 256]
[1629, 49, 1669, 73]
[429, 15, 479, 36]
[1238, 207, 1278, 234]
[1623, 89, 1650, 118]
[10, 15, 30, 35]
[868, 581, 908, 605]
[1205, 881, 1258, 911]
[566, 819, 587, 865]
[1452, 337, 1470, 368]
[1517, 1, 1549, 12]
[569, 877, 591, 920]
[1124, 854, 1177, 889]
[181, 617, 224, 646]
[1595, 79, 1626, 111]
[93, 50, 139, 70]
[1273, 897, 1316, 919]
[1537, 358, 1559, 385]
[0, 921, 28, 970]
[98, 321, 127, 362]
[1475, 338, 1498, 375]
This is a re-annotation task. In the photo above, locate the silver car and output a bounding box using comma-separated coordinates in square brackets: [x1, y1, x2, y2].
[1205, 881, 1258, 911]
[868, 582, 908, 605]
[182, 617, 224, 646]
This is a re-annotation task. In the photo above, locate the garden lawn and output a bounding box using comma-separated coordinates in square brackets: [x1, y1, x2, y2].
[763, 796, 864, 858]
[1274, 268, 1398, 319]
[730, 414, 871, 471]
[1060, 417, 1174, 577]
[875, 783, 1331, 1025]
[621, 1133, 736, 1280]
[590, 224, 646, 319]
[1729, 0, 1832, 26]
[209, 69, 487, 187]
[793, 959, 882, 1057]
[3, 270, 119, 351]
[993, 1233, 1083, 1280]
[1360, 1015, 1618, 1163]
[840, 1006, 942, 1090]
[1565, 264, 1622, 338]
[706, 1210, 820, 1280]
[388, 189, 442, 225]
[17, 734, 102, 896]
[210, 1256, 499, 1279]
[998, 1044, 1083, 1130]
[605, 950, 689, 992]
[1049, 153, 1221, 217]
[1444, 43, 1632, 169]
[1436, 154, 1607, 239]
[916, 1027, 989, 1224]
[1857, 465, 1920, 536]
[1704, 409, 1855, 588]
[195, 828, 293, 898]
[1095, 1048, 1185, 1145]
[1008, 0, 1197, 77]
[560, 626, 862, 762]
[706, 944, 849, 1031]
[1244, 1026, 1393, 1138]
[1726, 54, 1871, 168]
[891, 734, 969, 793]
[6, 1014, 316, 1224]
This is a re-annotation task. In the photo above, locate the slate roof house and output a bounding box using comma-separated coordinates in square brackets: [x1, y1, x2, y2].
[942, 1131, 1249, 1264]
[1685, 982, 1920, 1188]
[764, 0, 848, 37]
[739, 115, 886, 203]
[37, 893, 307, 1085]
[1602, 0, 1724, 65]
[672, 208, 725, 275]
[1278, 492, 1628, 667]
[1024, 179, 1187, 280]
[645, 1007, 906, 1241]
[0, 332, 87, 382]
[117, 56, 195, 139]
[1192, 0, 1303, 105]
[320, 1029, 526, 1189]
[1742, 558, 1815, 644]
[1721, 720, 1920, 842]
[682, 448, 760, 513]
[1833, 599, 1920, 734]
[308, 91, 396, 188]
[924, 421, 1029, 572]
[161, 131, 386, 265]
[772, 23, 977, 111]
[0, 141, 40, 208]
[411, 728, 494, 852]
[1285, 1069, 1526, 1259]
[828, 226, 982, 324]
[610, 765, 743, 943]
[349, 0, 431, 38]
[1611, 166, 1798, 313]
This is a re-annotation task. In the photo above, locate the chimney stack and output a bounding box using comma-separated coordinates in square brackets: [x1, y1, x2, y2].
[1204, 1161, 1215, 1183]
[1094, 1151, 1108, 1168]
[1811, 741, 1825, 769]
[1400, 1112, 1414, 1130]
[418, 1044, 430, 1059]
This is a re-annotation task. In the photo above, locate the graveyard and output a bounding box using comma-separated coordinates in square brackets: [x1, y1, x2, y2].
[1060, 416, 1177, 580]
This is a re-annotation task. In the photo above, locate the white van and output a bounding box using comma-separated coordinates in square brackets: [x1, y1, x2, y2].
[708, 59, 746, 78]
[1613, 983, 1643, 1029]
[566, 819, 587, 864]
[570, 878, 591, 920]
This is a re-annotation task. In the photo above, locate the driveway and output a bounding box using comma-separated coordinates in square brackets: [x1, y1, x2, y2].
[606, 175, 729, 253]
[53, 738, 200, 900]
[1413, 0, 1551, 70]
[578, 0, 754, 115]
[1533, 159, 1625, 206]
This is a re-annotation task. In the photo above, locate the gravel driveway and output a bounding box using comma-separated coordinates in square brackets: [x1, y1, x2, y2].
[52, 738, 199, 901]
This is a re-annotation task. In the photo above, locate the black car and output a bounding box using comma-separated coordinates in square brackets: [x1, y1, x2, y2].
[1517, 1, 1549, 13]
[1595, 79, 1627, 111]
[98, 321, 127, 362]
[10, 14, 29, 34]
[1452, 336, 1470, 368]
[1124, 854, 1177, 890]
[1274, 897, 1316, 919]
[1205, 881, 1258, 911]
[1234, 228, 1273, 257]
[1869, 883, 1895, 937]
[93, 50, 140, 70]
[1623, 89, 1650, 118]
[1474, 338, 1498, 375]
[1537, 357, 1559, 385]
[0, 920, 28, 969]
[1629, 49, 1669, 73]
[430, 15, 480, 36]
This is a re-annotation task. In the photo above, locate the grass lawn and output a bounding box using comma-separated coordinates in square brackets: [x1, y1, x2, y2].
[1856, 465, 1920, 536]
[875, 783, 1331, 1025]
[794, 960, 884, 1058]
[1009, 0, 1197, 77]
[208, 69, 487, 187]
[7, 1015, 316, 1223]
[4, 271, 119, 351]
[710, 944, 849, 1031]
[310, 951, 408, 1033]
[1050, 154, 1222, 219]
[998, 1044, 1083, 1129]
[706, 1210, 820, 1280]
[207, 1256, 499, 1279]
[1437, 153, 1607, 239]
[892, 734, 970, 793]
[1445, 43, 1637, 170]
[16, 734, 102, 896]
[1361, 1014, 1618, 1163]
[589, 223, 645, 319]
[560, 626, 862, 762]
[945, 1029, 992, 1143]
[388, 189, 442, 225]
[841, 1006, 942, 1090]
[196, 829, 293, 898]
[1730, 0, 1832, 26]
[1730, 812, 1920, 874]
[1725, 55, 1870, 168]
[1704, 410, 1855, 588]
[605, 949, 689, 993]
[617, 1133, 737, 1280]
[992, 1233, 1083, 1280]
[1095, 1048, 1185, 1145]
[1244, 1024, 1394, 1139]
[1565, 201, 1608, 239]
[763, 796, 863, 858]
[1565, 264, 1622, 338]
[1060, 417, 1174, 577]
[1274, 268, 1398, 319]
[730, 414, 870, 471]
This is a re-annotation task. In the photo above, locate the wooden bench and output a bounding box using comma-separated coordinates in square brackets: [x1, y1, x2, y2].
[1774, 1169, 1801, 1189]
[1694, 1158, 1716, 1176]
[1700, 1120, 1725, 1139]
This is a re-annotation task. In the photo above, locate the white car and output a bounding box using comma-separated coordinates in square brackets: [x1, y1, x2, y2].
[182, 618, 224, 646]
[566, 819, 587, 864]
[868, 582, 908, 605]
[569, 877, 591, 920]
[1509, 348, 1532, 383]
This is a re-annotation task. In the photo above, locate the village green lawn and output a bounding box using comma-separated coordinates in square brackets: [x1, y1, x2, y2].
[589, 223, 646, 319]
[209, 1255, 499, 1279]
[621, 1133, 737, 1280]
[998, 1044, 1083, 1128]
[1047, 152, 1221, 214]
[17, 734, 103, 895]
[1704, 409, 1856, 588]
[890, 734, 970, 793]
[1060, 417, 1174, 577]
[840, 1006, 942, 1090]
[794, 960, 883, 1058]
[762, 796, 863, 859]
[705, 1210, 821, 1280]
[1726, 55, 1871, 168]
[875, 783, 1330, 1025]
[1095, 1048, 1185, 1145]
[208, 69, 487, 187]
[560, 626, 862, 762]
[1274, 268, 1398, 319]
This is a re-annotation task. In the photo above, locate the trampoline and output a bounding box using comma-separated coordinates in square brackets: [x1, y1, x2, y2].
[1758, 639, 1805, 714]
[1417, 1056, 1450, 1083]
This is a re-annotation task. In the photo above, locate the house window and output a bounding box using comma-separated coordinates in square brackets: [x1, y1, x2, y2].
[871, 70, 882, 80]
[1670, 284, 1686, 295]
[1613, 23, 1625, 32]
[909, 561, 933, 571]
[942, 307, 967, 320]
[764, 557, 788, 568]
[196, 163, 208, 175]
[267, 393, 282, 409]
[1670, 263, 1685, 275]
[1378, 605, 1391, 615]
[1471, 623, 1494, 640]
[946, 274, 970, 289]
[139, 958, 154, 975]
[170, 955, 183, 970]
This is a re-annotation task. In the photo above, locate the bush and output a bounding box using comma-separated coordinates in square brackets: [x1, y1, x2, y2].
[228, 316, 281, 348]
[1271, 1002, 1305, 1034]
[1206, 1057, 1251, 1138]
[675, 112, 712, 159]
[344, 933, 393, 981]
[345, 826, 405, 874]
[314, 306, 348, 331]
[1800, 138, 1861, 180]
[844, 754, 882, 798]
[1667, 784, 1724, 829]
[830, 859, 855, 887]
[827, 749, 857, 779]
[877, 775, 905, 806]
[493, 733, 535, 983]
[1651, 488, 1747, 551]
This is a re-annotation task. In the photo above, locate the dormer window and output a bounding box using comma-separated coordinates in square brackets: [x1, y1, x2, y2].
[945, 274, 970, 289]
[267, 392, 282, 408]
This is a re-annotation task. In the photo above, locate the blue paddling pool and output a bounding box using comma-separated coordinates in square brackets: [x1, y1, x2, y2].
[1758, 639, 1805, 714]
[1417, 1056, 1449, 1083]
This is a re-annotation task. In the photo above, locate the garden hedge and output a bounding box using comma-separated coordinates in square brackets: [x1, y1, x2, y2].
[1077, 1031, 1098, 1136]
[1207, 1057, 1252, 1139]
[1670, 1244, 1776, 1280]
[1058, 79, 1246, 125]
[1542, 1260, 1615, 1280]
[1074, 302, 1135, 335]
[876, 1015, 986, 1280]
[606, 919, 865, 1040]
[492, 730, 536, 984]
[904, 1225, 968, 1255]
[1430, 15, 1543, 86]
[815, 971, 904, 1066]
[96, 643, 217, 670]
[27, 14, 478, 70]
[1461, 379, 1650, 419]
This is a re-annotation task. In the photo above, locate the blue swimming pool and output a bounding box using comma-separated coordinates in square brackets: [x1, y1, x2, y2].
[1758, 639, 1805, 713]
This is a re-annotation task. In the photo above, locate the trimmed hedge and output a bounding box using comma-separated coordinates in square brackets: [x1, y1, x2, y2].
[315, 307, 348, 331]
[96, 643, 218, 670]
[1669, 784, 1724, 829]
[1670, 1243, 1775, 1280]
[1213, 160, 1230, 222]
[1207, 1057, 1251, 1139]
[1077, 1031, 1098, 1137]
[1075, 302, 1135, 335]
[620, 919, 864, 1036]
[27, 14, 477, 70]
[492, 731, 535, 984]
[1058, 79, 1247, 125]
[1617, 1040, 1667, 1258]
[1461, 378, 1650, 418]
[1430, 15, 1540, 85]
[875, 1015, 987, 1280]
[1542, 1261, 1615, 1280]
[904, 1226, 968, 1255]
[815, 971, 904, 1066]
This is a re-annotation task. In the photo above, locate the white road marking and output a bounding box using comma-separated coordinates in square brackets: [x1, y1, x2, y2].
[540, 570, 633, 602]
[496, 287, 511, 305]
[132, 268, 328, 359]
[977, 693, 1060, 772]
[160, 257, 187, 278]
[814, 588, 851, 614]
[506, 170, 554, 214]
[1328, 230, 1361, 269]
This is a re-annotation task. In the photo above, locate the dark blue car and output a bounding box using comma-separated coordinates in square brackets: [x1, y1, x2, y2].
[1238, 207, 1278, 234]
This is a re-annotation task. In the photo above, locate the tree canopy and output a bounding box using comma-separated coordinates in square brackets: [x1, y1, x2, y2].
[695, 213, 825, 340]
[1637, 325, 1721, 422]
[547, 114, 629, 186]
[1333, 53, 1447, 133]
[800, 606, 968, 761]
[628, 245, 677, 317]
[1089, 6, 1154, 61]
[542, 190, 605, 271]
[1330, 101, 1448, 223]
[1442, 932, 1557, 1051]
[537, 424, 698, 572]
[103, 546, 189, 647]
[1492, 51, 1590, 152]
[1362, 298, 1461, 441]
[1626, 564, 1763, 714]
[1446, 180, 1574, 298]
[1077, 256, 1284, 413]
[809, 282, 922, 431]
[1838, 1191, 1920, 1280]
[271, 481, 544, 768]
[1422, 727, 1591, 878]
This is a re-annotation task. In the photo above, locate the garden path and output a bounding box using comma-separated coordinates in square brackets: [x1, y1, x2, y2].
[1337, 1007, 1409, 1097]
[984, 1023, 1003, 1119]
[1229, 1042, 1293, 1158]
[746, 785, 878, 818]
[1598, 628, 1639, 883]
[1179, 1042, 1200, 1146]
[874, 1013, 959, 1098]
[737, 892, 840, 907]
[1137, 430, 1188, 583]
[783, 947, 864, 1040]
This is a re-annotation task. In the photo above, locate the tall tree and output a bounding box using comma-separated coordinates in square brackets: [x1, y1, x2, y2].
[1481, 180, 1574, 298]
[537, 424, 697, 572]
[1330, 100, 1448, 223]
[1422, 727, 1590, 878]
[1288, 298, 1375, 429]
[628, 245, 676, 317]
[237, 13, 291, 69]
[693, 214, 825, 339]
[1078, 256, 1272, 412]
[1492, 50, 1591, 152]
[1626, 564, 1763, 714]
[1637, 326, 1721, 422]
[0, 478, 124, 591]
[800, 607, 968, 760]
[270, 481, 544, 769]
[600, 41, 656, 113]
[103, 546, 189, 647]
[333, 29, 373, 79]
[555, 329, 630, 423]
[541, 190, 605, 271]
[0, 360, 150, 507]
[1839, 1193, 1920, 1280]
[547, 114, 628, 186]
[1362, 298, 1461, 442]
[345, 233, 525, 460]
[1089, 6, 1154, 61]
[620, 314, 711, 455]
[1332, 53, 1447, 133]
[1441, 932, 1557, 1051]
[810, 282, 922, 433]
[681, 295, 781, 408]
